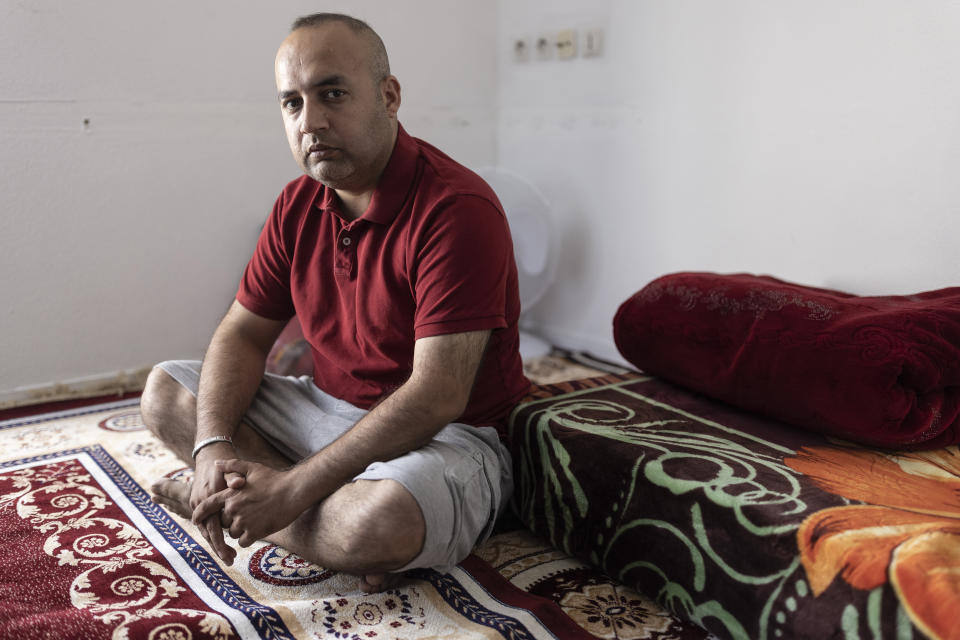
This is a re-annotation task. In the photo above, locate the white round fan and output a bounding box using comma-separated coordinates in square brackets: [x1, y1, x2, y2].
[478, 167, 557, 359]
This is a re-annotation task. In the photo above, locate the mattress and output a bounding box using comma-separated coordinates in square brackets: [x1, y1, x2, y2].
[510, 372, 958, 639]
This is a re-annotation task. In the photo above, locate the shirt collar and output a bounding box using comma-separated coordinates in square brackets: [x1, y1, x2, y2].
[315, 123, 419, 226]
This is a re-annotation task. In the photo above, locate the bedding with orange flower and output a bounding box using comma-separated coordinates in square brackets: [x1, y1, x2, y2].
[511, 372, 960, 639]
[787, 445, 960, 640]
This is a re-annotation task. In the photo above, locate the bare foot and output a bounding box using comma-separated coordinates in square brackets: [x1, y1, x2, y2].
[359, 573, 402, 593]
[151, 478, 193, 519]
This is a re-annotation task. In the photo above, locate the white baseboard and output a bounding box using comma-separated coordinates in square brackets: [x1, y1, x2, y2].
[0, 366, 152, 410]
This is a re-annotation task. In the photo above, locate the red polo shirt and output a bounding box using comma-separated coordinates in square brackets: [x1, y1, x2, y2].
[237, 125, 529, 433]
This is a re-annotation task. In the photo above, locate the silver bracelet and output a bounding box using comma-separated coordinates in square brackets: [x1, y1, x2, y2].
[191, 435, 234, 459]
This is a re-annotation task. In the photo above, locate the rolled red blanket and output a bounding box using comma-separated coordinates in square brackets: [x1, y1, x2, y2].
[613, 272, 960, 449]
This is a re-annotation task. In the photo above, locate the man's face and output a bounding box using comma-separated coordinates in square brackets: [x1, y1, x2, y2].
[275, 24, 400, 193]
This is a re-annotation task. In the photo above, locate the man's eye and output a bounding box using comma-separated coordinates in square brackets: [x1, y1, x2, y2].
[324, 89, 346, 100]
[283, 99, 302, 111]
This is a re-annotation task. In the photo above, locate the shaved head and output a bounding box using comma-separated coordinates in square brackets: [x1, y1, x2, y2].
[274, 13, 401, 203]
[290, 13, 390, 85]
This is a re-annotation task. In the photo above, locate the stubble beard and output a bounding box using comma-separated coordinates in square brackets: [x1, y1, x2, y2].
[299, 106, 394, 190]
[299, 138, 354, 188]
[306, 156, 351, 188]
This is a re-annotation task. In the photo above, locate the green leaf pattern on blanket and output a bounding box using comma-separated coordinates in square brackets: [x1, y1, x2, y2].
[531, 410, 589, 552]
[509, 380, 914, 639]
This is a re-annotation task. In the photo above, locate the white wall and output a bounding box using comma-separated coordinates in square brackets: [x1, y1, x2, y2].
[499, 0, 960, 361]
[0, 1, 499, 395]
[4, 1, 960, 394]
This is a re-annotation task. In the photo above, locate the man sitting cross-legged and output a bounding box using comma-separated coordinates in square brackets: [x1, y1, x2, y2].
[144, 12, 529, 593]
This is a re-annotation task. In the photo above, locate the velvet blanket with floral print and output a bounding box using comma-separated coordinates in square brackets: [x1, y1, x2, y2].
[614, 272, 960, 449]
[510, 373, 959, 639]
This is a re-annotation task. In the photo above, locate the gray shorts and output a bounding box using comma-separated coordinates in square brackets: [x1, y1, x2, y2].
[156, 360, 513, 573]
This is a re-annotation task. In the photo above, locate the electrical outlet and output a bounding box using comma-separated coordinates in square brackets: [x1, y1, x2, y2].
[583, 28, 603, 57]
[513, 37, 530, 62]
[556, 29, 577, 59]
[535, 33, 553, 61]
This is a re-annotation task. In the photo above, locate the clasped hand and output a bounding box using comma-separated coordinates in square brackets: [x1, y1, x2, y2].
[192, 460, 304, 561]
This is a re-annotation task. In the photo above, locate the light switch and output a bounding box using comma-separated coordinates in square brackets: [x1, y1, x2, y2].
[583, 28, 603, 57]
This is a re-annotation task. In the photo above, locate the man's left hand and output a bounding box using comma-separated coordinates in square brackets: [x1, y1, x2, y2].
[192, 459, 308, 548]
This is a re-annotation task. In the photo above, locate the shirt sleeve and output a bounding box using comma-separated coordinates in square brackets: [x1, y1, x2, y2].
[236, 194, 296, 321]
[412, 195, 514, 339]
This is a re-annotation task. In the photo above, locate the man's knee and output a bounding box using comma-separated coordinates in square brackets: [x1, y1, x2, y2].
[330, 479, 425, 569]
[140, 365, 194, 438]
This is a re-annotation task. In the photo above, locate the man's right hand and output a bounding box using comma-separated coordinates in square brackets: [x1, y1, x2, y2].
[191, 442, 243, 565]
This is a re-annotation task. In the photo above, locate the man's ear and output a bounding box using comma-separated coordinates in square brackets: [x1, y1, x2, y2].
[381, 75, 401, 117]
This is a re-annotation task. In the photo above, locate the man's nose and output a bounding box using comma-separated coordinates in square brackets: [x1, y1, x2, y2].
[300, 100, 329, 134]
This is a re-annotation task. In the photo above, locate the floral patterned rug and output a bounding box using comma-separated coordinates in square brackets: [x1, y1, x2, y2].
[0, 355, 715, 640]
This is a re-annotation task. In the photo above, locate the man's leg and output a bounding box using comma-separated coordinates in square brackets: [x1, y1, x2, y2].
[140, 366, 292, 469]
[265, 478, 425, 590]
[141, 365, 425, 588]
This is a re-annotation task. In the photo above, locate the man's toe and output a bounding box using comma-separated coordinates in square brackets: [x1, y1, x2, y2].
[359, 573, 400, 593]
[150, 478, 193, 519]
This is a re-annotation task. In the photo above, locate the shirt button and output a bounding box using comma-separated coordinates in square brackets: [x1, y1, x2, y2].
[341, 236, 352, 246]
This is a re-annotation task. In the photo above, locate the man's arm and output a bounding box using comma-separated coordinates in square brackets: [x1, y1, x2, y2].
[195, 300, 287, 446]
[191, 300, 288, 562]
[195, 328, 492, 547]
